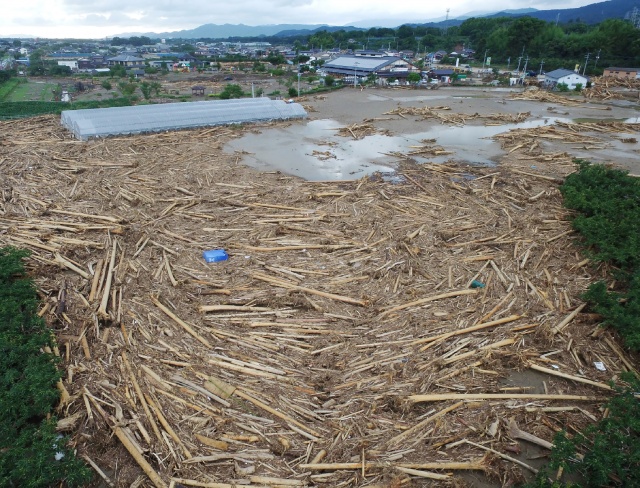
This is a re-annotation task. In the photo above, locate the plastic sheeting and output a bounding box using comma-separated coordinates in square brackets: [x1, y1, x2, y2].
[60, 98, 307, 140]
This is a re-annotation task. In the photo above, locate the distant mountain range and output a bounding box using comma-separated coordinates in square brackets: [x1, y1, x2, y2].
[126, 0, 638, 39]
[140, 23, 364, 39]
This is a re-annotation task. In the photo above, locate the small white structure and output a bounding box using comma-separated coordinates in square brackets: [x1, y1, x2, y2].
[57, 60, 78, 71]
[544, 69, 589, 90]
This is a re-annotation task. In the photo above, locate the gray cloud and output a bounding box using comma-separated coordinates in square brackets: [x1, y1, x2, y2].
[2, 0, 601, 38]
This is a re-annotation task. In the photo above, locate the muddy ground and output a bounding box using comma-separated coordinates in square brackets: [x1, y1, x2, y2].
[1, 83, 639, 488]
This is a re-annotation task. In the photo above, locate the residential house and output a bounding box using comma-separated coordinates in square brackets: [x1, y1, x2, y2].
[603, 67, 640, 79]
[319, 55, 419, 83]
[107, 54, 145, 68]
[543, 69, 589, 90]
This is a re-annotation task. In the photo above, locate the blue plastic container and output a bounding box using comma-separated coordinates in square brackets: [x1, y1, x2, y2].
[203, 249, 228, 263]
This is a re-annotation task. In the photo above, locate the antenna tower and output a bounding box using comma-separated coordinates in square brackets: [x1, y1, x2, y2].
[444, 9, 450, 35]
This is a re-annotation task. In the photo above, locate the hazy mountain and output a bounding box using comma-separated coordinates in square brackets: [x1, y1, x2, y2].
[486, 0, 639, 24]
[136, 23, 353, 39]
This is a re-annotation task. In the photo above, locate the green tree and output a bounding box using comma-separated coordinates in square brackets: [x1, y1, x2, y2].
[139, 81, 152, 99]
[218, 84, 243, 99]
[324, 75, 335, 86]
[117, 81, 137, 97]
[407, 72, 421, 84]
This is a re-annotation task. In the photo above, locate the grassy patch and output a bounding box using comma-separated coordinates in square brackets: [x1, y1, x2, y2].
[0, 78, 23, 101]
[0, 97, 134, 119]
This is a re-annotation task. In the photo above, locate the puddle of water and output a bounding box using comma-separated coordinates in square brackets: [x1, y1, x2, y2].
[226, 117, 638, 181]
[226, 118, 566, 181]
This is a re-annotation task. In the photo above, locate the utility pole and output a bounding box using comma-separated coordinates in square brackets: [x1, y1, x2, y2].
[515, 46, 525, 74]
[353, 61, 359, 89]
[594, 48, 602, 70]
[539, 59, 544, 76]
[522, 56, 529, 80]
[482, 49, 489, 73]
[583, 52, 590, 76]
[507, 57, 511, 70]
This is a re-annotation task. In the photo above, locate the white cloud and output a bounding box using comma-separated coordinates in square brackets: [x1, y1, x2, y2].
[0, 0, 601, 38]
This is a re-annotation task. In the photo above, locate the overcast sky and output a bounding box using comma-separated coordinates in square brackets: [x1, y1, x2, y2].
[2, 0, 599, 38]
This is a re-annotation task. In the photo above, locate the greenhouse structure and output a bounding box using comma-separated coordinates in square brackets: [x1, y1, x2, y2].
[61, 98, 307, 140]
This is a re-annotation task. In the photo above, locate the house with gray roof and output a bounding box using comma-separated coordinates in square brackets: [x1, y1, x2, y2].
[543, 69, 589, 90]
[319, 55, 418, 83]
[107, 54, 145, 67]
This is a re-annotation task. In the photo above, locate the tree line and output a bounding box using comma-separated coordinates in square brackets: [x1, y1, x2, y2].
[209, 16, 639, 74]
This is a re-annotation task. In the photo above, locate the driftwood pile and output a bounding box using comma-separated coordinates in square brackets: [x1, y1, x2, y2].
[335, 123, 389, 140]
[383, 106, 530, 126]
[584, 74, 640, 100]
[1, 113, 638, 488]
[492, 121, 640, 157]
[508, 88, 585, 107]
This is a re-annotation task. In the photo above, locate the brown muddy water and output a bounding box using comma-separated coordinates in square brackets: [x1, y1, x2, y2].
[225, 117, 639, 181]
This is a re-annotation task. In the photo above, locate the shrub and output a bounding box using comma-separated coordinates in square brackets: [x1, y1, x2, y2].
[218, 83, 243, 100]
[101, 80, 112, 90]
[288, 87, 298, 97]
[325, 75, 335, 87]
[574, 83, 583, 92]
[561, 161, 640, 349]
[557, 82, 569, 92]
[561, 161, 640, 271]
[524, 374, 640, 487]
[0, 247, 91, 487]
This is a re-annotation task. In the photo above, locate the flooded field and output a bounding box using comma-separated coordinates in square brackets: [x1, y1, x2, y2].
[225, 88, 640, 180]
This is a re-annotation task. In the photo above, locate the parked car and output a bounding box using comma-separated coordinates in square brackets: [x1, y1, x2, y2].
[224, 76, 233, 81]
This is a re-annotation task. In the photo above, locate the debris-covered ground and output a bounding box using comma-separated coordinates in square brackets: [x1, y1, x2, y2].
[1, 85, 639, 488]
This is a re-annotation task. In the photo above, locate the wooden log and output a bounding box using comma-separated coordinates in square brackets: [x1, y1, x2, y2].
[54, 253, 90, 280]
[249, 476, 306, 486]
[150, 296, 212, 348]
[171, 480, 267, 488]
[121, 352, 164, 444]
[145, 393, 192, 459]
[82, 455, 114, 487]
[300, 459, 486, 471]
[89, 258, 104, 302]
[379, 289, 478, 318]
[113, 425, 167, 488]
[98, 240, 117, 319]
[409, 393, 603, 403]
[551, 303, 586, 335]
[529, 363, 613, 391]
[49, 208, 122, 223]
[413, 314, 521, 349]
[387, 401, 463, 447]
[508, 418, 553, 450]
[252, 273, 367, 307]
[199, 305, 273, 313]
[194, 434, 228, 451]
[464, 439, 537, 474]
[206, 375, 321, 438]
[396, 467, 451, 480]
[442, 338, 516, 365]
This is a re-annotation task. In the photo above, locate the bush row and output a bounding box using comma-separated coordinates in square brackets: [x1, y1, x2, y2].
[0, 247, 91, 487]
[525, 160, 640, 487]
[0, 97, 133, 119]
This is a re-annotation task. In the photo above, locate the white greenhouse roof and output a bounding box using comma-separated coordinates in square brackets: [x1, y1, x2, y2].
[61, 98, 307, 140]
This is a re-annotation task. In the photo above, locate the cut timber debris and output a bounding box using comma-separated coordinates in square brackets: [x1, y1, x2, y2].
[0, 105, 631, 488]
